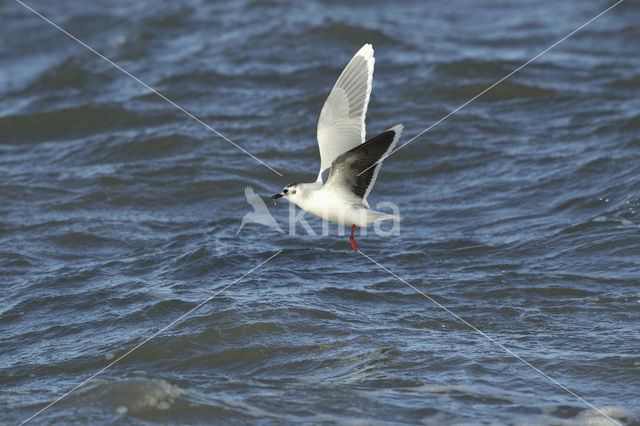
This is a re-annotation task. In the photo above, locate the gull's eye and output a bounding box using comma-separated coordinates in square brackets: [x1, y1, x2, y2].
[283, 189, 288, 194]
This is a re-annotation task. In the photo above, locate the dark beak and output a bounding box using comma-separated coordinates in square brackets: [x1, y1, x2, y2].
[271, 193, 283, 200]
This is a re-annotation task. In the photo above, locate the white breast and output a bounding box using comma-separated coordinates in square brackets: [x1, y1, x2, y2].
[297, 188, 371, 227]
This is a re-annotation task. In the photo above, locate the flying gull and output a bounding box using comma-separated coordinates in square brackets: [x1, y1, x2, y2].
[272, 44, 402, 250]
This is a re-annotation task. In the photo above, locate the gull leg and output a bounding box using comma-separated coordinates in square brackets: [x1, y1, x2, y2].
[349, 224, 359, 251]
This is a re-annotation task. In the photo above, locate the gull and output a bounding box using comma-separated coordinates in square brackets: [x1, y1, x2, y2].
[272, 44, 402, 250]
[237, 186, 284, 235]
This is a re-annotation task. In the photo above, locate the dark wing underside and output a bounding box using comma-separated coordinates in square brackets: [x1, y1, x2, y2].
[325, 125, 401, 201]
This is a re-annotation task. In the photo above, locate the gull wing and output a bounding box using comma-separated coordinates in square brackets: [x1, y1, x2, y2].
[324, 124, 402, 207]
[316, 44, 374, 182]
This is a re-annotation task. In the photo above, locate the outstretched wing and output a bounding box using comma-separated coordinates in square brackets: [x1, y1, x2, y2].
[316, 44, 374, 182]
[325, 124, 402, 207]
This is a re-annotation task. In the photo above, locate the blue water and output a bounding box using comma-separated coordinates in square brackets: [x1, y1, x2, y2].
[1, 0, 639, 424]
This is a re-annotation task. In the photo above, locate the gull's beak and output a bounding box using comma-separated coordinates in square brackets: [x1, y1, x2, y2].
[271, 193, 284, 200]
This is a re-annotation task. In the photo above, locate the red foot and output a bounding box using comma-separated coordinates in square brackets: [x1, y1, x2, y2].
[349, 224, 359, 251]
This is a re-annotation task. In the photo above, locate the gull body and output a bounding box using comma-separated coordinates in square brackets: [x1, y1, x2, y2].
[272, 44, 402, 249]
[290, 182, 380, 228]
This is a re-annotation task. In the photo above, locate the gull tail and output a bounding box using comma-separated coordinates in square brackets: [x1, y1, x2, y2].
[366, 210, 402, 224]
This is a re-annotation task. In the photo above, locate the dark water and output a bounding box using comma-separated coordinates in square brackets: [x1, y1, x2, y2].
[2, 0, 639, 424]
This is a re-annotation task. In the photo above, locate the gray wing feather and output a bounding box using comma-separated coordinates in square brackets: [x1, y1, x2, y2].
[325, 124, 402, 206]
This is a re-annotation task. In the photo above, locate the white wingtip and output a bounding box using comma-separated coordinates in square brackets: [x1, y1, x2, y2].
[357, 44, 374, 60]
[357, 44, 374, 143]
[387, 123, 404, 137]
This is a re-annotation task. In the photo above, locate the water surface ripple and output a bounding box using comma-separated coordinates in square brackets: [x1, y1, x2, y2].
[1, 0, 639, 424]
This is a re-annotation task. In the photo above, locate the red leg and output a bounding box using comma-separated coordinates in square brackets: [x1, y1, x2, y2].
[349, 224, 359, 251]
